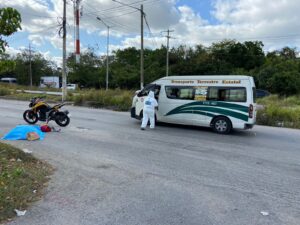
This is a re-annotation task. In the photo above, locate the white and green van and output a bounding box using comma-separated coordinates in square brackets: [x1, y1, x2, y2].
[131, 75, 256, 134]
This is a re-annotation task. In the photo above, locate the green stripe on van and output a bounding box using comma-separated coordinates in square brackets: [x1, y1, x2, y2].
[173, 110, 216, 118]
[166, 101, 248, 114]
[179, 107, 248, 121]
[166, 101, 249, 121]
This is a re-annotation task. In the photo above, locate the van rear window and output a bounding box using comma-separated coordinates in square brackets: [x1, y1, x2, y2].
[207, 87, 246, 102]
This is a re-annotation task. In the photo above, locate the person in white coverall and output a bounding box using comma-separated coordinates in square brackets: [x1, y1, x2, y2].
[141, 91, 158, 130]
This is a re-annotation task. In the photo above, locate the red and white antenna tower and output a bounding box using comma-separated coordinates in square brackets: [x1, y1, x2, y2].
[75, 0, 81, 63]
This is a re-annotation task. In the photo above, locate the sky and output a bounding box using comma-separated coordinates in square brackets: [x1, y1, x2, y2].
[2, 0, 300, 66]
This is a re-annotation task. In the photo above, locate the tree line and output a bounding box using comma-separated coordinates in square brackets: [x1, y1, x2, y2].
[1, 40, 300, 95]
[1, 7, 300, 95]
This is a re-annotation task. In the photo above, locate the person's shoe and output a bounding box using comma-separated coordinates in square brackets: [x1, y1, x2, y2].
[150, 127, 155, 129]
[141, 127, 145, 130]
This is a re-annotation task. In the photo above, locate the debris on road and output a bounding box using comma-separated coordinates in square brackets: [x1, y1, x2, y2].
[22, 148, 33, 154]
[26, 132, 40, 141]
[14, 209, 27, 217]
[260, 211, 269, 216]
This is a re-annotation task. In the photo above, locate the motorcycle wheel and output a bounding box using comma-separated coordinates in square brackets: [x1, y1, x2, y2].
[55, 113, 70, 127]
[23, 110, 38, 124]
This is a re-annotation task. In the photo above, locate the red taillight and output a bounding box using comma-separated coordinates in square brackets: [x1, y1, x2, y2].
[249, 104, 253, 118]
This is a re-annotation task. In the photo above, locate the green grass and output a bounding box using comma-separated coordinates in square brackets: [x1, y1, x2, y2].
[0, 142, 53, 223]
[70, 89, 133, 111]
[0, 83, 61, 93]
[3, 92, 62, 102]
[257, 95, 300, 128]
[0, 86, 11, 96]
[1, 84, 134, 111]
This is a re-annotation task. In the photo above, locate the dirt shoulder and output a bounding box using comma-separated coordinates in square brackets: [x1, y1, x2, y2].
[0, 142, 53, 224]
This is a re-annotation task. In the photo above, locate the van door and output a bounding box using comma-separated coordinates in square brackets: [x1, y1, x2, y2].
[192, 86, 210, 126]
[159, 86, 195, 125]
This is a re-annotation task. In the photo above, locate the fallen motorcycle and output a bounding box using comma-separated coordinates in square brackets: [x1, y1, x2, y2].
[23, 97, 70, 127]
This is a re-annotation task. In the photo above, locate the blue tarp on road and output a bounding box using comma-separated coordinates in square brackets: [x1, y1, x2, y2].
[1, 125, 45, 140]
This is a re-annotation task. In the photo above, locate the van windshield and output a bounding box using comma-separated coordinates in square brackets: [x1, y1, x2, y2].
[138, 84, 156, 97]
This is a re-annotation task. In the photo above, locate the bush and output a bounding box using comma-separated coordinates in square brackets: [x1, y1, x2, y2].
[72, 89, 133, 111]
[0, 87, 10, 96]
[257, 95, 300, 128]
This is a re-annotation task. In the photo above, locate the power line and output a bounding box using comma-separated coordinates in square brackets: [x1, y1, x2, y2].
[20, 11, 59, 19]
[82, 0, 147, 15]
[79, 15, 107, 53]
[82, 13, 140, 34]
[100, 9, 139, 20]
[143, 13, 159, 49]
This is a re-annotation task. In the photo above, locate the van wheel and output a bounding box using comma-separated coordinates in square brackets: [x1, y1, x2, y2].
[212, 116, 232, 134]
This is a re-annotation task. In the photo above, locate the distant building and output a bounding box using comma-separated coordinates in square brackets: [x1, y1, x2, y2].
[40, 76, 60, 88]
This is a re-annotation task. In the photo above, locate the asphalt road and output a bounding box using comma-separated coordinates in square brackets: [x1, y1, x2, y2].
[0, 99, 299, 225]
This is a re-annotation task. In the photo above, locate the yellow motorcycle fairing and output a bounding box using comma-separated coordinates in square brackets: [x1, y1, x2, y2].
[31, 101, 49, 113]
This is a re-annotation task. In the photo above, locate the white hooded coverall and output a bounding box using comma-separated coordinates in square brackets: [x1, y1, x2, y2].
[141, 91, 158, 129]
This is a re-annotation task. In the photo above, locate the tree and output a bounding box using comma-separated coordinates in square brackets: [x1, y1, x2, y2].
[271, 71, 300, 96]
[0, 7, 22, 53]
[110, 47, 140, 89]
[256, 57, 300, 96]
[67, 49, 102, 88]
[278, 47, 297, 60]
[13, 50, 55, 85]
[0, 53, 15, 74]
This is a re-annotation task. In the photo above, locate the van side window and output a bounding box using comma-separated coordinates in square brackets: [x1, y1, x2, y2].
[194, 87, 208, 101]
[207, 87, 246, 102]
[165, 86, 194, 100]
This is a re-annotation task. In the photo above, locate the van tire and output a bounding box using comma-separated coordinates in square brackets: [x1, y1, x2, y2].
[212, 116, 232, 134]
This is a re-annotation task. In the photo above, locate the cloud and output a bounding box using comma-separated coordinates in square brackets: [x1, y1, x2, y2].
[4, 0, 300, 66]
[210, 0, 300, 49]
[6, 46, 23, 57]
[28, 34, 44, 46]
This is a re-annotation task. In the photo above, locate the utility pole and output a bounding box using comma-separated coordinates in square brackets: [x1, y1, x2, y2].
[62, 0, 67, 102]
[96, 17, 110, 90]
[73, 0, 76, 56]
[106, 26, 109, 90]
[28, 43, 32, 87]
[162, 29, 174, 77]
[140, 4, 144, 89]
[112, 0, 144, 89]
